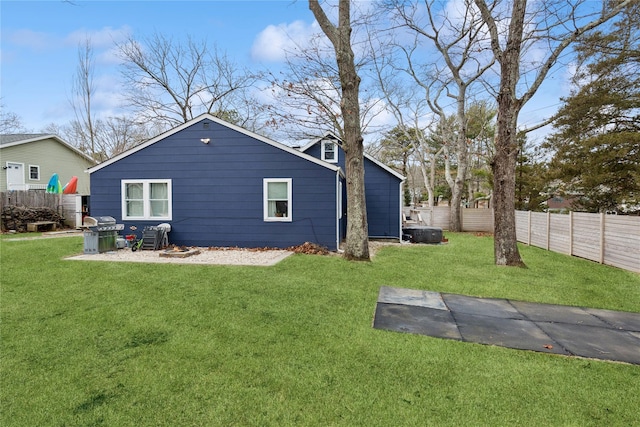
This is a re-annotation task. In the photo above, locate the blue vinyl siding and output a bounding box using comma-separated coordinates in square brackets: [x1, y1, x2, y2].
[304, 141, 402, 238]
[363, 162, 401, 238]
[90, 119, 339, 250]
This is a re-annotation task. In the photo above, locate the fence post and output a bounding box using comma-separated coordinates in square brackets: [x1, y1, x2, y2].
[546, 211, 551, 250]
[569, 211, 573, 256]
[527, 211, 532, 245]
[599, 212, 605, 264]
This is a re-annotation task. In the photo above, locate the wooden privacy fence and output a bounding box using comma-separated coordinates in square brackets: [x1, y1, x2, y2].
[408, 206, 638, 273]
[1, 191, 80, 228]
[407, 206, 494, 232]
[515, 210, 640, 273]
[0, 191, 61, 211]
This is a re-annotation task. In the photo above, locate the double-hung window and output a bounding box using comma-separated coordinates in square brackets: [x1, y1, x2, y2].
[264, 178, 292, 221]
[321, 140, 337, 163]
[122, 179, 172, 220]
[29, 165, 40, 181]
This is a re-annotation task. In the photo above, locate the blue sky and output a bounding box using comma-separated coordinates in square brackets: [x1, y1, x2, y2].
[1, 0, 318, 131]
[1, 0, 566, 142]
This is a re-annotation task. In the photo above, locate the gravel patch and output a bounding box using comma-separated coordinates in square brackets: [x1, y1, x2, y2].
[65, 241, 404, 266]
[8, 231, 404, 266]
[66, 247, 294, 266]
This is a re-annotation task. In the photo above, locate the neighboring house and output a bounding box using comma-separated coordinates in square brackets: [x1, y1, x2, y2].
[87, 114, 405, 250]
[0, 134, 95, 194]
[299, 133, 405, 240]
[545, 195, 581, 213]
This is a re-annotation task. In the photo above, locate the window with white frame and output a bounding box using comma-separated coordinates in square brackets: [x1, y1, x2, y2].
[29, 165, 40, 180]
[122, 179, 172, 220]
[321, 140, 337, 163]
[264, 178, 292, 221]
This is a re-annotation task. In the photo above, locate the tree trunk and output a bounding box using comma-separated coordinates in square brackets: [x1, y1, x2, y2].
[449, 94, 469, 231]
[492, 132, 524, 266]
[309, 0, 369, 260]
[343, 140, 369, 260]
[338, 24, 369, 261]
[449, 139, 467, 231]
[419, 157, 434, 207]
[491, 0, 526, 267]
[473, 0, 630, 267]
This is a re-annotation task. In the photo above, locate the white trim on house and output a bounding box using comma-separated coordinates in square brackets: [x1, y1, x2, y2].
[28, 164, 40, 181]
[121, 179, 173, 221]
[321, 139, 338, 163]
[263, 178, 292, 222]
[88, 114, 343, 175]
[5, 161, 25, 190]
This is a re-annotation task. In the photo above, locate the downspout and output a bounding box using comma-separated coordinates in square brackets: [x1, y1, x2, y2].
[336, 169, 342, 252]
[399, 179, 406, 242]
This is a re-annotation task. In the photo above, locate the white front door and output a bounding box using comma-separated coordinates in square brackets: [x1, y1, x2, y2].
[6, 162, 25, 190]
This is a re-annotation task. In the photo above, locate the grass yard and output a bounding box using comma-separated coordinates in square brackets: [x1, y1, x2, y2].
[1, 233, 639, 426]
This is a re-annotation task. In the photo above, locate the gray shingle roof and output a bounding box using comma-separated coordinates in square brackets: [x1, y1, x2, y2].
[0, 134, 50, 146]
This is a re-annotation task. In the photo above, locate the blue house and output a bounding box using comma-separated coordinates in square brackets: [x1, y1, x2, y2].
[87, 114, 404, 250]
[300, 132, 405, 240]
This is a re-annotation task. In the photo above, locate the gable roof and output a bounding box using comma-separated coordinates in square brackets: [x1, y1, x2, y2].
[0, 133, 97, 164]
[87, 114, 343, 175]
[300, 131, 406, 181]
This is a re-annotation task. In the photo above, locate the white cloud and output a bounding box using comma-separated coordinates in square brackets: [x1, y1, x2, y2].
[8, 29, 54, 51]
[64, 25, 132, 49]
[96, 45, 124, 66]
[251, 20, 318, 62]
[94, 74, 127, 110]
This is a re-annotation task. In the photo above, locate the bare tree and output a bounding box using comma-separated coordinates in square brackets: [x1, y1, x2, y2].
[388, 0, 495, 231]
[118, 33, 263, 132]
[309, 0, 370, 261]
[50, 115, 149, 160]
[367, 29, 445, 207]
[265, 28, 385, 144]
[474, 0, 632, 266]
[414, 134, 445, 207]
[0, 105, 26, 133]
[96, 116, 149, 157]
[70, 37, 99, 159]
[265, 34, 345, 141]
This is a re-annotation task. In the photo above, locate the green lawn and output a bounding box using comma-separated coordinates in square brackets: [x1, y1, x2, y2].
[2, 233, 639, 426]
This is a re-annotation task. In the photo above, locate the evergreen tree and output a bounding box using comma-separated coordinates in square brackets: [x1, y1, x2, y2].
[515, 134, 548, 211]
[546, 3, 640, 212]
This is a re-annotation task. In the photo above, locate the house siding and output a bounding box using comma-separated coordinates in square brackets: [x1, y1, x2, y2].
[304, 142, 402, 239]
[90, 120, 339, 250]
[1, 137, 93, 193]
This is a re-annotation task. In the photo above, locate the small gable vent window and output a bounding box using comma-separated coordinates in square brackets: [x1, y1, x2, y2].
[321, 140, 338, 163]
[264, 178, 292, 222]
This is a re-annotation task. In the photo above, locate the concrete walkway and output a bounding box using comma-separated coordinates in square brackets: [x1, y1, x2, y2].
[373, 286, 640, 365]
